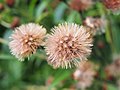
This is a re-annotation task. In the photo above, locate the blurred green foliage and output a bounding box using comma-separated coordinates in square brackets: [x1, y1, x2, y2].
[0, 0, 120, 90]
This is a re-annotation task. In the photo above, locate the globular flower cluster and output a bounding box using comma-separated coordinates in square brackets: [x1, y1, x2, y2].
[45, 23, 93, 68]
[103, 0, 120, 14]
[9, 23, 46, 61]
[9, 22, 93, 69]
[83, 16, 106, 36]
[73, 61, 96, 89]
[69, 0, 93, 11]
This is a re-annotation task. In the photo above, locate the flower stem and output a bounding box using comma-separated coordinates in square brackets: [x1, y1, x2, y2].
[0, 38, 8, 45]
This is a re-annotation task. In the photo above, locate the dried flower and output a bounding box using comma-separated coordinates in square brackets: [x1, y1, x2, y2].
[83, 16, 106, 35]
[69, 0, 93, 11]
[9, 23, 46, 61]
[45, 23, 93, 69]
[73, 61, 96, 89]
[103, 0, 120, 14]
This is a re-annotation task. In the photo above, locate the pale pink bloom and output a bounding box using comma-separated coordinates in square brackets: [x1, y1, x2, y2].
[73, 61, 96, 89]
[45, 23, 93, 69]
[9, 23, 46, 61]
[83, 16, 106, 35]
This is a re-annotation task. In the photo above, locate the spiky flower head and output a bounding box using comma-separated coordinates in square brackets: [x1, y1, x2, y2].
[45, 23, 93, 69]
[9, 23, 46, 61]
[103, 0, 120, 14]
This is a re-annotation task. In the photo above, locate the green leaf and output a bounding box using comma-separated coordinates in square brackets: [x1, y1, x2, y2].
[107, 84, 118, 90]
[35, 1, 49, 19]
[2, 29, 12, 53]
[67, 10, 82, 24]
[49, 69, 71, 90]
[111, 19, 120, 53]
[54, 2, 67, 23]
[28, 0, 37, 18]
[8, 60, 23, 80]
[0, 54, 16, 60]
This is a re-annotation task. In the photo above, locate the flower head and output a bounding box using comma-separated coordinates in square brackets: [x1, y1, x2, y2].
[9, 23, 46, 61]
[83, 16, 106, 35]
[103, 0, 120, 14]
[45, 23, 93, 69]
[73, 61, 96, 89]
[69, 0, 93, 11]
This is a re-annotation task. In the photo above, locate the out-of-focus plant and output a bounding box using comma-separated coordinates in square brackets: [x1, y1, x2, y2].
[0, 0, 120, 90]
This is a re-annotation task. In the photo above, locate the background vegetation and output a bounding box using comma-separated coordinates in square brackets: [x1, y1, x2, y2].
[0, 0, 120, 90]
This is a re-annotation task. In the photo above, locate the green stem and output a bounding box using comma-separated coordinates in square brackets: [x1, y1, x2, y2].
[0, 38, 8, 45]
[0, 21, 11, 28]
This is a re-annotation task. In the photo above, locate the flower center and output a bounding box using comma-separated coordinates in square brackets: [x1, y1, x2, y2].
[21, 34, 39, 52]
[23, 35, 34, 45]
[57, 35, 79, 60]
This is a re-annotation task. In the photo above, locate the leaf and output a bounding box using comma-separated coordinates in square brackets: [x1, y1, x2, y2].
[2, 29, 12, 53]
[35, 0, 49, 19]
[54, 2, 67, 23]
[107, 84, 118, 90]
[67, 10, 82, 24]
[28, 0, 37, 18]
[48, 69, 71, 90]
[8, 60, 23, 80]
[110, 19, 120, 53]
[0, 54, 16, 60]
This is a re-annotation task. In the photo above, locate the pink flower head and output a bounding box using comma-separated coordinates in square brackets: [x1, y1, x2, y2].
[69, 0, 93, 11]
[103, 0, 120, 14]
[9, 23, 46, 61]
[83, 16, 106, 35]
[45, 23, 93, 69]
